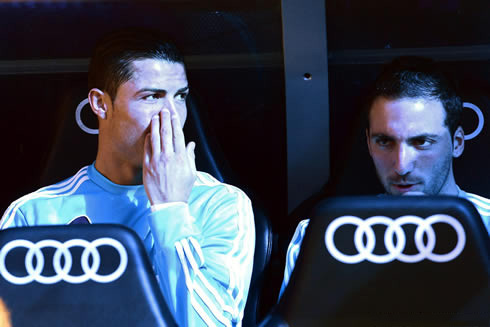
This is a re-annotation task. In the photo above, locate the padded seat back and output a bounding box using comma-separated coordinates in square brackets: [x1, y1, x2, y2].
[274, 196, 490, 327]
[242, 204, 273, 327]
[0, 224, 177, 327]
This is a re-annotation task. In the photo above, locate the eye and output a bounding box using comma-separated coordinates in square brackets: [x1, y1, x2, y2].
[142, 93, 163, 101]
[374, 136, 393, 148]
[411, 138, 434, 149]
[176, 92, 188, 101]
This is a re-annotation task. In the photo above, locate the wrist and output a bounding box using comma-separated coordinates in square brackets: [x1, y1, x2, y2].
[151, 201, 187, 212]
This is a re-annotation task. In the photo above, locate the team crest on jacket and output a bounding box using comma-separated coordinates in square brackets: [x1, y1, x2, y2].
[67, 216, 92, 225]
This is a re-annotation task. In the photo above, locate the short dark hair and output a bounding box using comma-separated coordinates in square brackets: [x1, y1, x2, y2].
[88, 28, 185, 100]
[366, 56, 462, 137]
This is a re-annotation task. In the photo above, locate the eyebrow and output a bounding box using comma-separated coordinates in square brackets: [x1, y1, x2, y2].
[370, 133, 393, 139]
[407, 133, 440, 141]
[135, 86, 189, 96]
[370, 133, 440, 140]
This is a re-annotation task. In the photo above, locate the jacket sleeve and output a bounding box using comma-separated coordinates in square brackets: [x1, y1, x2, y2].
[0, 204, 28, 229]
[278, 219, 310, 300]
[146, 187, 255, 327]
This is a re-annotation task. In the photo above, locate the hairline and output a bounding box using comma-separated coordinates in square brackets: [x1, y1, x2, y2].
[366, 94, 456, 137]
[111, 56, 186, 101]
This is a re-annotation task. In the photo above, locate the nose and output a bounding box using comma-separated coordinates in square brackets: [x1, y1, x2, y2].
[394, 143, 415, 176]
[161, 98, 177, 116]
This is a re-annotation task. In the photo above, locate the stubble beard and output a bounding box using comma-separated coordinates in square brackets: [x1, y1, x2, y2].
[378, 152, 453, 196]
[422, 151, 453, 195]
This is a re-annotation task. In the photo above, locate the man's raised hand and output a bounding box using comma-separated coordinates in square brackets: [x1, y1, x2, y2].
[143, 109, 197, 205]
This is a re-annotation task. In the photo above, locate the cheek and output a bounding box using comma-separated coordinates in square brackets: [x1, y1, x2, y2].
[116, 103, 151, 127]
[371, 151, 391, 170]
[133, 115, 152, 132]
[120, 115, 152, 139]
[177, 106, 187, 127]
[417, 152, 440, 168]
[138, 108, 160, 129]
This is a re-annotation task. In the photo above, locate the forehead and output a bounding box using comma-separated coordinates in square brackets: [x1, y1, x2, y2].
[369, 97, 448, 137]
[127, 58, 187, 89]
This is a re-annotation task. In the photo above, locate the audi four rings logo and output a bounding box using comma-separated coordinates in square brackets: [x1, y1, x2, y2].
[324, 215, 466, 264]
[0, 238, 128, 285]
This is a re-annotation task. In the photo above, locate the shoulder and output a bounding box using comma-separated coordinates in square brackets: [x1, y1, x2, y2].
[290, 219, 310, 246]
[284, 219, 310, 280]
[190, 172, 253, 229]
[7, 166, 91, 206]
[194, 171, 250, 202]
[459, 190, 490, 211]
[1, 167, 92, 227]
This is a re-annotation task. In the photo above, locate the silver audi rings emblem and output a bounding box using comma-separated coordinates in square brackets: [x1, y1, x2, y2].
[0, 238, 128, 285]
[325, 215, 466, 264]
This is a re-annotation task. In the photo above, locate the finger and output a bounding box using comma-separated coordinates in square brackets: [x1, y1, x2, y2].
[144, 133, 152, 166]
[187, 141, 197, 173]
[150, 115, 161, 157]
[160, 109, 173, 154]
[172, 113, 186, 154]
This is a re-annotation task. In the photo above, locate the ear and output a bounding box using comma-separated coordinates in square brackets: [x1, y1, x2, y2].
[452, 126, 465, 158]
[88, 88, 111, 120]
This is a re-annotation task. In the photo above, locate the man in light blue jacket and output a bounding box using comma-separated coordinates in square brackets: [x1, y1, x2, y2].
[1, 29, 255, 327]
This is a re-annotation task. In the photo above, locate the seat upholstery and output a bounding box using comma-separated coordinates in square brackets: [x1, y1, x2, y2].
[260, 196, 490, 327]
[242, 203, 273, 327]
[0, 224, 177, 327]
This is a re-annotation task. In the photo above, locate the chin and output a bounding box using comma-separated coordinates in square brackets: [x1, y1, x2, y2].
[387, 189, 404, 196]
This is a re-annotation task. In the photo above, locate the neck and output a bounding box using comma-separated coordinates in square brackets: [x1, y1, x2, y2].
[94, 150, 143, 185]
[438, 167, 459, 196]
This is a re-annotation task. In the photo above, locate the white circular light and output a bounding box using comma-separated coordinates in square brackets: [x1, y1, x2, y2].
[463, 102, 484, 140]
[76, 98, 99, 135]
